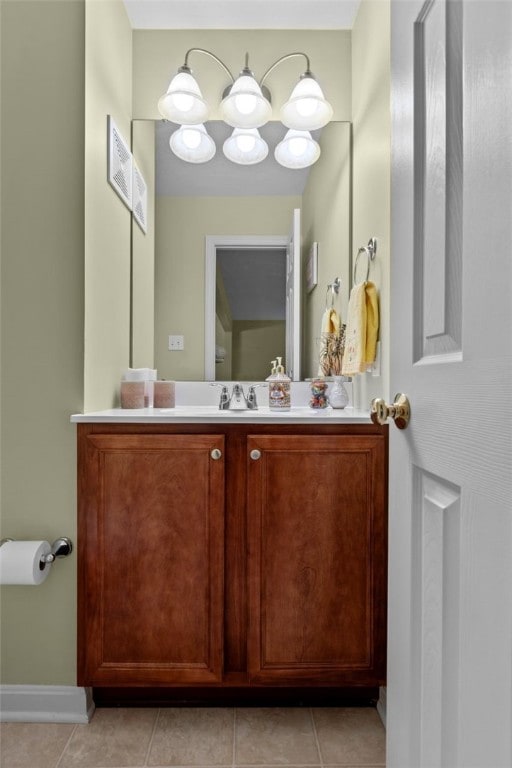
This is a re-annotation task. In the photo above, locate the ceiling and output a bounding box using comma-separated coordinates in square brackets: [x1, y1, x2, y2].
[123, 0, 361, 30]
[154, 120, 320, 196]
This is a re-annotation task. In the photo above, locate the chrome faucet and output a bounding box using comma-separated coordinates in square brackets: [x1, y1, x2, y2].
[210, 382, 265, 410]
[228, 383, 247, 410]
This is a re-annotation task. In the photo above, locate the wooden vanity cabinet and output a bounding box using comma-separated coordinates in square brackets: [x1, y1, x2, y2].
[78, 432, 225, 686]
[77, 422, 387, 695]
[246, 433, 387, 686]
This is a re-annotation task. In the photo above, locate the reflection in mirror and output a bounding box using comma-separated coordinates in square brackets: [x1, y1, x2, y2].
[215, 247, 286, 381]
[131, 120, 351, 382]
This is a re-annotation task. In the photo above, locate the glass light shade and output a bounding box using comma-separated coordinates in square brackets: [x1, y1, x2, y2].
[280, 76, 333, 131]
[158, 71, 209, 124]
[169, 124, 216, 163]
[220, 75, 272, 128]
[223, 128, 269, 165]
[274, 129, 320, 169]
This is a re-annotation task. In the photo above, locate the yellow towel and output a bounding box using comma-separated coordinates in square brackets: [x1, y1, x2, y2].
[341, 282, 379, 376]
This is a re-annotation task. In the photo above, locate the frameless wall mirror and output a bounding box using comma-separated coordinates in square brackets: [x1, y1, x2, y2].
[131, 119, 352, 381]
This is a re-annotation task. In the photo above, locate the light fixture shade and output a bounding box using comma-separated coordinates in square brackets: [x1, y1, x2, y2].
[223, 128, 269, 165]
[169, 124, 216, 163]
[220, 75, 272, 129]
[158, 71, 209, 124]
[280, 76, 333, 131]
[274, 129, 320, 169]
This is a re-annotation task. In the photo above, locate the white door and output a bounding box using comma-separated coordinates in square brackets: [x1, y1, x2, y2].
[285, 208, 301, 380]
[388, 1, 512, 767]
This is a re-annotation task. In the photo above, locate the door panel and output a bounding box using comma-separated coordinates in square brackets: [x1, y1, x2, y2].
[247, 434, 387, 685]
[78, 434, 225, 686]
[389, 1, 512, 765]
[285, 208, 301, 380]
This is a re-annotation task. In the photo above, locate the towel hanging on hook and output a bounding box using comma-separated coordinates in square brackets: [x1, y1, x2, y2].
[318, 277, 345, 376]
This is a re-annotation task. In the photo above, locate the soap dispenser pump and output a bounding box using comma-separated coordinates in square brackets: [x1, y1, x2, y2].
[268, 356, 291, 411]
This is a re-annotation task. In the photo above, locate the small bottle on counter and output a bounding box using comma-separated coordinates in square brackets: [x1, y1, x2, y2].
[310, 378, 328, 409]
[268, 357, 291, 411]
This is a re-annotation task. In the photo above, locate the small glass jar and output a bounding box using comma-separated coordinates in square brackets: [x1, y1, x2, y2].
[309, 378, 328, 409]
[153, 380, 175, 409]
[328, 376, 349, 409]
[120, 381, 145, 409]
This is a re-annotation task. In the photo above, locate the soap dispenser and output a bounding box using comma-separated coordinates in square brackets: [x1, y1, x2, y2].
[268, 356, 291, 411]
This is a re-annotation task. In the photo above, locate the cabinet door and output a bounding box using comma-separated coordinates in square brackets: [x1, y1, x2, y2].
[78, 433, 225, 686]
[247, 434, 387, 686]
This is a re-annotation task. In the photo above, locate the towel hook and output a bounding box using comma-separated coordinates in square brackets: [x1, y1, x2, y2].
[353, 237, 377, 284]
[325, 277, 341, 308]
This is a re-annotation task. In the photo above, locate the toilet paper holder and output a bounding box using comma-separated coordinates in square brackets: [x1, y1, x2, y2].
[0, 537, 73, 565]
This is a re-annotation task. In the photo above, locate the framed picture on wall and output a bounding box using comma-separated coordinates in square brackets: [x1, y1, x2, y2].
[107, 115, 132, 210]
[306, 242, 318, 293]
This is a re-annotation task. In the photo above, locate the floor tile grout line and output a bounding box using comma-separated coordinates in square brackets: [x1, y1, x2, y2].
[309, 707, 325, 768]
[53, 722, 78, 768]
[143, 707, 161, 767]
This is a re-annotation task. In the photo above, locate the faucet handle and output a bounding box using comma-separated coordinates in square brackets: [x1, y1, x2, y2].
[246, 383, 267, 410]
[209, 382, 230, 409]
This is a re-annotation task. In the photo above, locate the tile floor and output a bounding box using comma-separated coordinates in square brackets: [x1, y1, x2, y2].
[0, 706, 385, 768]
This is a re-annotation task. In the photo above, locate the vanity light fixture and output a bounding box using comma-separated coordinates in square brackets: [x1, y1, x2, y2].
[223, 128, 269, 165]
[169, 123, 216, 163]
[274, 129, 321, 169]
[158, 48, 332, 167]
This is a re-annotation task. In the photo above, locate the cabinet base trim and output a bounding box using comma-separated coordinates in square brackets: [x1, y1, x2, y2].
[0, 685, 95, 723]
[92, 686, 380, 708]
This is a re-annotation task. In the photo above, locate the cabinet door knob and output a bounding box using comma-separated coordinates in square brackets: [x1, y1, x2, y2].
[210, 448, 222, 460]
[250, 449, 261, 460]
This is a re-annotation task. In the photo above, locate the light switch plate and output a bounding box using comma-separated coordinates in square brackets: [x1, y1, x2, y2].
[168, 335, 184, 351]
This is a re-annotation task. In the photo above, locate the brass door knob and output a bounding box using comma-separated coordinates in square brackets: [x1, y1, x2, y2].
[371, 393, 411, 429]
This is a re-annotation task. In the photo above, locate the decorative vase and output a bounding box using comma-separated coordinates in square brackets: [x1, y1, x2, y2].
[328, 376, 349, 409]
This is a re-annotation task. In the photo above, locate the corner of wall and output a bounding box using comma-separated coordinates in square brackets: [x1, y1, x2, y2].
[84, 0, 133, 410]
[350, 0, 391, 408]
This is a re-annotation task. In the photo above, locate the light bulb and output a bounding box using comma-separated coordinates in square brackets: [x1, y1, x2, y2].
[172, 93, 194, 112]
[296, 97, 318, 117]
[236, 134, 257, 153]
[234, 93, 257, 115]
[181, 128, 201, 149]
[289, 137, 308, 156]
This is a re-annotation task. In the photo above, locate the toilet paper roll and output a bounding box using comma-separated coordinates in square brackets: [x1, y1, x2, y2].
[0, 540, 52, 585]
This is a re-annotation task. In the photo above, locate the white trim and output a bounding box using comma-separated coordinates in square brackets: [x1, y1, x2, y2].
[204, 235, 289, 381]
[0, 685, 94, 723]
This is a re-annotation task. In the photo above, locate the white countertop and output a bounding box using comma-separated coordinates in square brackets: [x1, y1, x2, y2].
[71, 406, 371, 424]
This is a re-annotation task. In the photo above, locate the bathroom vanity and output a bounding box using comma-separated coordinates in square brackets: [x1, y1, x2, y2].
[74, 406, 388, 704]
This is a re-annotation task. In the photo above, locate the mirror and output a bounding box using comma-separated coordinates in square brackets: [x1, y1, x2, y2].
[131, 119, 351, 381]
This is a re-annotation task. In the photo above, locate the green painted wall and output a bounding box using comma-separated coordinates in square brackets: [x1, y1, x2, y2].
[0, 0, 85, 684]
[84, 0, 133, 410]
[351, 0, 391, 407]
[301, 122, 352, 379]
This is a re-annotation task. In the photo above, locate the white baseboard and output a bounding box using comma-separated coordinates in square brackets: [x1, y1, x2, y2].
[377, 685, 387, 728]
[0, 685, 95, 723]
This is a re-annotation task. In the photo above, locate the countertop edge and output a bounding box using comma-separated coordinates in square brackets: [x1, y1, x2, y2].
[70, 407, 372, 424]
